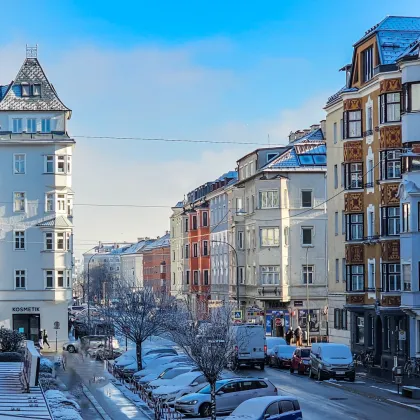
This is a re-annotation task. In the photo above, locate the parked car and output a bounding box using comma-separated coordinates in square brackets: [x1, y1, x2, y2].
[125, 355, 188, 380]
[232, 324, 266, 369]
[145, 366, 200, 392]
[309, 343, 355, 382]
[63, 335, 119, 354]
[290, 347, 311, 375]
[151, 372, 209, 404]
[175, 378, 278, 417]
[134, 357, 192, 381]
[68, 305, 87, 316]
[137, 363, 196, 385]
[226, 396, 303, 420]
[265, 337, 287, 363]
[268, 345, 296, 368]
[143, 347, 178, 358]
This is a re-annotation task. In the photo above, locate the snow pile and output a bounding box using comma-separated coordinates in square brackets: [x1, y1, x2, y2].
[45, 390, 82, 420]
[40, 357, 54, 373]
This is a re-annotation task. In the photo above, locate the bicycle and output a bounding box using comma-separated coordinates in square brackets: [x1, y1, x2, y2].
[355, 349, 374, 368]
[404, 357, 420, 378]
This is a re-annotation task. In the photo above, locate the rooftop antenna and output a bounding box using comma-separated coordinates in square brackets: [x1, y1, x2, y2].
[26, 44, 38, 59]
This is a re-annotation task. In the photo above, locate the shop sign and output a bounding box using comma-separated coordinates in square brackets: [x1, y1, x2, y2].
[294, 300, 303, 307]
[12, 307, 40, 312]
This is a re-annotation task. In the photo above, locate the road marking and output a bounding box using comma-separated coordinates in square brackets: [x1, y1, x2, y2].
[370, 385, 399, 395]
[387, 399, 420, 411]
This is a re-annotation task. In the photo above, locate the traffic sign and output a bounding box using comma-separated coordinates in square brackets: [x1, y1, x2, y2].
[53, 321, 60, 330]
[233, 310, 243, 320]
[275, 318, 282, 327]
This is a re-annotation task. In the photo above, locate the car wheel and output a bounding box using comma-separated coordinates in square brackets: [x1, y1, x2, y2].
[67, 345, 76, 353]
[317, 369, 322, 381]
[200, 403, 211, 418]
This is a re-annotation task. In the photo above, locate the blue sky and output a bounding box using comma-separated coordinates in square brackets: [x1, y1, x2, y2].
[0, 0, 418, 253]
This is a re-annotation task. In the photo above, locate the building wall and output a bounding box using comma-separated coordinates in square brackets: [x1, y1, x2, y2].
[170, 207, 187, 297]
[120, 253, 144, 288]
[143, 247, 171, 293]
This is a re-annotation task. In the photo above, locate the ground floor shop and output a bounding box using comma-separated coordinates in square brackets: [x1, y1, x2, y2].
[0, 300, 69, 352]
[348, 305, 410, 369]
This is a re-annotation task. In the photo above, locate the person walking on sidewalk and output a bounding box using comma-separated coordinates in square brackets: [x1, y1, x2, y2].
[38, 330, 44, 351]
[43, 329, 51, 349]
[286, 327, 293, 345]
[295, 326, 303, 347]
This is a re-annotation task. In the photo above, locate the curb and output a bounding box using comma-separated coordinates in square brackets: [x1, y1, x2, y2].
[322, 379, 420, 413]
[82, 385, 113, 420]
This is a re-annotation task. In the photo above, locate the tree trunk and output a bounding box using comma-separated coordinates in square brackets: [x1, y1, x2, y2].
[136, 341, 142, 371]
[210, 381, 216, 420]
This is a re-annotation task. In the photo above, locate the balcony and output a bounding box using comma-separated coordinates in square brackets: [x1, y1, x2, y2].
[401, 291, 420, 309]
[257, 285, 290, 302]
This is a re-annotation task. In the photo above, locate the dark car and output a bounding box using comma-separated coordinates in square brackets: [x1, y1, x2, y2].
[268, 345, 296, 368]
[265, 337, 287, 363]
[290, 347, 311, 375]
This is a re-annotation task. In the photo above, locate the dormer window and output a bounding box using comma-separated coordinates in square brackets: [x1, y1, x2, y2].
[32, 84, 41, 96]
[267, 153, 278, 162]
[21, 84, 30, 97]
[362, 46, 374, 83]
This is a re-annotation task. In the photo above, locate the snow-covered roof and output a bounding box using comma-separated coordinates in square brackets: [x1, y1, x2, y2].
[36, 215, 73, 228]
[122, 240, 155, 254]
[229, 396, 299, 418]
[144, 233, 170, 251]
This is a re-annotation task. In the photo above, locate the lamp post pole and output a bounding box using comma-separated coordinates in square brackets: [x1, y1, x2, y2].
[306, 247, 310, 346]
[87, 253, 97, 334]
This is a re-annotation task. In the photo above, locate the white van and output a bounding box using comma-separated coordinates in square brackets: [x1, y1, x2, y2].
[309, 343, 355, 382]
[232, 324, 266, 370]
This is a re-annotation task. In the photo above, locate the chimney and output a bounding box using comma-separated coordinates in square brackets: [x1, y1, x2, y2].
[294, 130, 304, 140]
[310, 124, 320, 132]
[302, 129, 311, 137]
[288, 131, 296, 143]
[320, 120, 326, 136]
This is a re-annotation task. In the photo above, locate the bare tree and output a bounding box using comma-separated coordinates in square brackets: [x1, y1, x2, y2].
[102, 281, 175, 370]
[168, 302, 238, 420]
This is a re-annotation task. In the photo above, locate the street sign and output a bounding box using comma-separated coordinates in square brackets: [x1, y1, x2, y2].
[53, 321, 60, 330]
[233, 310, 243, 320]
[398, 330, 406, 341]
[294, 300, 303, 307]
[275, 318, 282, 327]
[208, 300, 223, 308]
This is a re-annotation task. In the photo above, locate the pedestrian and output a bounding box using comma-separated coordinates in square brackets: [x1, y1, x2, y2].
[295, 326, 303, 347]
[43, 329, 51, 349]
[286, 327, 293, 345]
[303, 329, 308, 346]
[38, 330, 44, 350]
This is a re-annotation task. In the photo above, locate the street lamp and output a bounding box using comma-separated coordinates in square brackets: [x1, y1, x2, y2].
[211, 240, 239, 309]
[305, 246, 310, 346]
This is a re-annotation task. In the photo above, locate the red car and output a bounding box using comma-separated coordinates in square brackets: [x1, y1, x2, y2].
[290, 347, 311, 375]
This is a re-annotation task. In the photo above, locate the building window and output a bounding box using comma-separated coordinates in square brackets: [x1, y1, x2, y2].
[15, 270, 26, 289]
[341, 211, 346, 234]
[335, 259, 339, 283]
[356, 316, 365, 344]
[27, 118, 37, 133]
[184, 218, 189, 232]
[334, 308, 341, 329]
[186, 270, 190, 285]
[260, 266, 279, 285]
[344, 110, 362, 138]
[403, 264, 411, 292]
[41, 118, 51, 133]
[381, 206, 400, 236]
[385, 317, 391, 350]
[203, 270, 209, 285]
[185, 245, 189, 259]
[57, 194, 66, 211]
[57, 156, 65, 173]
[368, 261, 375, 290]
[344, 163, 363, 189]
[402, 203, 410, 232]
[342, 258, 346, 282]
[301, 227, 313, 246]
[259, 190, 279, 209]
[367, 209, 374, 237]
[32, 84, 41, 96]
[193, 270, 199, 285]
[366, 106, 373, 134]
[238, 231, 244, 249]
[342, 310, 348, 330]
[238, 267, 244, 284]
[334, 212, 338, 235]
[366, 159, 374, 186]
[13, 154, 26, 174]
[236, 198, 243, 212]
[380, 150, 401, 180]
[57, 270, 64, 288]
[45, 156, 54, 173]
[45, 232, 53, 250]
[302, 265, 314, 284]
[66, 270, 71, 288]
[45, 193, 54, 212]
[13, 192, 26, 212]
[382, 263, 401, 292]
[402, 82, 420, 113]
[260, 227, 280, 247]
[346, 265, 364, 291]
[12, 118, 23, 133]
[193, 243, 198, 257]
[301, 190, 312, 208]
[45, 270, 54, 288]
[14, 231, 25, 250]
[202, 241, 208, 256]
[333, 122, 337, 144]
[192, 215, 197, 230]
[380, 93, 401, 123]
[67, 198, 73, 216]
[21, 83, 30, 97]
[334, 165, 338, 189]
[57, 233, 65, 250]
[362, 46, 373, 83]
[345, 214, 364, 241]
[66, 232, 71, 250]
[340, 118, 344, 140]
[202, 212, 208, 227]
[284, 226, 289, 245]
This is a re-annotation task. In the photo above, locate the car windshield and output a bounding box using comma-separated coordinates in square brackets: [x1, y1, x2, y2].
[170, 374, 200, 386]
[161, 368, 190, 379]
[279, 346, 295, 357]
[199, 380, 230, 394]
[301, 349, 310, 358]
[267, 337, 286, 348]
[322, 346, 352, 359]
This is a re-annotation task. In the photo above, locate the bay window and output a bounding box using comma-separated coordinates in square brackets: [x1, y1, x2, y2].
[260, 266, 280, 285]
[380, 92, 401, 123]
[382, 263, 401, 292]
[344, 110, 362, 138]
[259, 190, 279, 209]
[346, 265, 364, 291]
[345, 213, 364, 241]
[380, 206, 400, 236]
[402, 203, 410, 232]
[344, 162, 363, 189]
[403, 264, 411, 292]
[403, 82, 420, 113]
[380, 150, 401, 180]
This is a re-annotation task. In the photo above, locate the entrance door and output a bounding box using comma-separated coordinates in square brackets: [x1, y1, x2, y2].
[13, 314, 40, 342]
[375, 316, 383, 365]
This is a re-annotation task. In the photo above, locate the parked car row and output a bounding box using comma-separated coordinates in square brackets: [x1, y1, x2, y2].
[267, 342, 355, 382]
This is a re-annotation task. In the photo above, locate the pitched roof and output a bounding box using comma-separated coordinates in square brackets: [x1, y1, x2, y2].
[0, 58, 70, 112]
[144, 233, 170, 251]
[36, 215, 73, 228]
[122, 240, 155, 254]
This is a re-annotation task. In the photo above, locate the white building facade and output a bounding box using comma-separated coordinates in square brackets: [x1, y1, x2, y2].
[0, 50, 74, 349]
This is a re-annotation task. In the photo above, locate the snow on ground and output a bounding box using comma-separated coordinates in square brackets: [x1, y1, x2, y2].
[45, 389, 83, 420]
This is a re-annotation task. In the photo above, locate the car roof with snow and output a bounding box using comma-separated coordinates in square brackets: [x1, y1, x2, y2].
[155, 371, 203, 386]
[230, 396, 300, 415]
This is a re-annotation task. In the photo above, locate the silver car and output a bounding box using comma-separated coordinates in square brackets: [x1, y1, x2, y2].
[174, 378, 278, 417]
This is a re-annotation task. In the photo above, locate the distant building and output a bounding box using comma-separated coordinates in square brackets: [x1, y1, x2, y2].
[0, 47, 74, 349]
